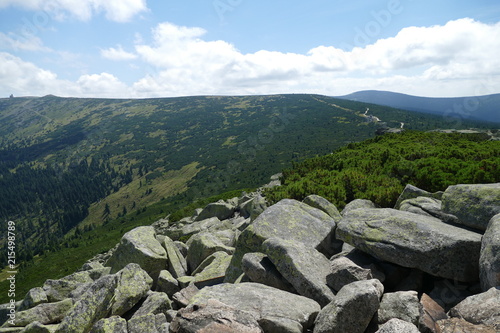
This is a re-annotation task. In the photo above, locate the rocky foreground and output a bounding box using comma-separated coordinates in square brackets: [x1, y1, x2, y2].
[1, 181, 499, 333]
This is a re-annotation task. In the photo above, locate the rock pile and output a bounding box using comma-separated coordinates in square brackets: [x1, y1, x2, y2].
[1, 182, 499, 333]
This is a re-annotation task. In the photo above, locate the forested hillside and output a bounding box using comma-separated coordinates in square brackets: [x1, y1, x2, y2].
[266, 131, 500, 208]
[0, 94, 496, 271]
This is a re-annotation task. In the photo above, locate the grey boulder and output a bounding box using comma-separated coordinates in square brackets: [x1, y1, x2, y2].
[262, 237, 335, 307]
[242, 252, 296, 293]
[377, 291, 421, 326]
[336, 208, 482, 282]
[375, 318, 419, 333]
[314, 279, 384, 333]
[189, 282, 320, 331]
[449, 287, 500, 330]
[480, 213, 500, 291]
[441, 183, 500, 231]
[106, 226, 167, 285]
[226, 199, 337, 282]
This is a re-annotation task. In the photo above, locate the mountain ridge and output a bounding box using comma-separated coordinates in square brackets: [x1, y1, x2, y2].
[337, 90, 500, 123]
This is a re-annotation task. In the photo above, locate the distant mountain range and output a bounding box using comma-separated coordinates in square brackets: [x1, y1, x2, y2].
[337, 91, 500, 123]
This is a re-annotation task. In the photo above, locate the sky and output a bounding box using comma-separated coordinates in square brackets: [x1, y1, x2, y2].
[1, 0, 500, 99]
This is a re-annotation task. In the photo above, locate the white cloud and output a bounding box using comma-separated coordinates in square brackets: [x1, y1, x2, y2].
[2, 18, 500, 98]
[0, 32, 51, 52]
[0, 0, 148, 22]
[101, 45, 137, 61]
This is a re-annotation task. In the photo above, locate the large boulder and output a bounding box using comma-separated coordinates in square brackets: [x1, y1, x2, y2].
[377, 291, 421, 326]
[226, 199, 337, 282]
[479, 214, 500, 291]
[303, 195, 342, 222]
[313, 279, 384, 333]
[341, 199, 376, 215]
[111, 263, 153, 316]
[398, 197, 458, 224]
[441, 183, 500, 231]
[170, 299, 262, 333]
[336, 208, 482, 282]
[394, 184, 443, 209]
[189, 283, 320, 331]
[131, 291, 172, 318]
[186, 232, 234, 272]
[241, 253, 296, 293]
[194, 201, 235, 221]
[262, 237, 335, 307]
[42, 271, 94, 302]
[240, 194, 268, 221]
[327, 257, 374, 292]
[162, 236, 187, 279]
[1, 299, 72, 327]
[18, 288, 48, 311]
[376, 318, 419, 333]
[156, 270, 180, 297]
[106, 226, 167, 285]
[90, 316, 128, 333]
[190, 251, 232, 288]
[55, 274, 118, 333]
[448, 287, 500, 330]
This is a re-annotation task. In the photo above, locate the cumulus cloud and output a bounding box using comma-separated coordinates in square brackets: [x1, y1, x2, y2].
[0, 0, 148, 22]
[101, 45, 137, 61]
[2, 18, 500, 98]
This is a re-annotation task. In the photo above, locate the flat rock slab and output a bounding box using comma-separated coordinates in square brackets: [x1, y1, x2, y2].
[189, 282, 320, 330]
[336, 208, 482, 282]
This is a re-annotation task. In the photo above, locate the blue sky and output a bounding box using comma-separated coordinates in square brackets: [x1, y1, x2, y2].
[1, 0, 500, 98]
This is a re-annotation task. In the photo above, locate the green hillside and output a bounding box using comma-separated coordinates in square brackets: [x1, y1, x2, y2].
[266, 131, 500, 208]
[0, 94, 497, 286]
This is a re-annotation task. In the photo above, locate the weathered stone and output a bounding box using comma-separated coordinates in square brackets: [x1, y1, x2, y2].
[156, 270, 180, 297]
[106, 226, 167, 285]
[262, 237, 335, 307]
[419, 293, 448, 333]
[90, 316, 128, 333]
[399, 197, 459, 224]
[181, 217, 229, 239]
[176, 276, 195, 289]
[155, 314, 167, 332]
[448, 287, 500, 330]
[226, 199, 337, 282]
[170, 299, 262, 333]
[436, 318, 497, 333]
[341, 199, 376, 215]
[111, 263, 153, 316]
[195, 201, 235, 221]
[313, 279, 384, 333]
[441, 183, 500, 231]
[55, 274, 118, 333]
[172, 284, 200, 309]
[303, 194, 342, 222]
[258, 316, 303, 333]
[327, 256, 373, 292]
[189, 283, 320, 330]
[174, 241, 188, 257]
[43, 271, 94, 302]
[242, 252, 296, 293]
[18, 288, 48, 311]
[131, 291, 172, 318]
[127, 313, 157, 333]
[162, 236, 187, 279]
[394, 184, 443, 209]
[213, 229, 238, 247]
[0, 327, 23, 332]
[0, 301, 22, 327]
[377, 291, 421, 326]
[375, 318, 420, 333]
[19, 322, 58, 333]
[186, 232, 234, 272]
[480, 214, 500, 291]
[191, 251, 232, 288]
[1, 299, 72, 327]
[336, 208, 482, 282]
[240, 194, 268, 221]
